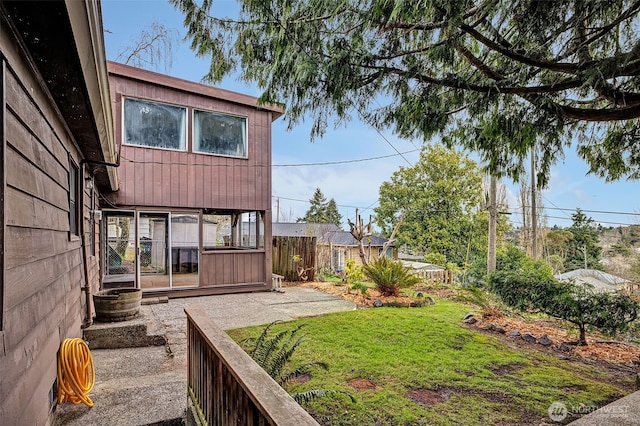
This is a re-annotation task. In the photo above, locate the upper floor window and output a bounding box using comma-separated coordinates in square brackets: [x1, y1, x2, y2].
[194, 109, 247, 158]
[124, 98, 186, 150]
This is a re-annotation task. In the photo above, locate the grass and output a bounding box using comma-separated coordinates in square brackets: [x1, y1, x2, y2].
[227, 300, 633, 425]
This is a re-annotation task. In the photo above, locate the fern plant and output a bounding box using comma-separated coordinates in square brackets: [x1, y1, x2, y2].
[242, 321, 354, 405]
[362, 257, 422, 296]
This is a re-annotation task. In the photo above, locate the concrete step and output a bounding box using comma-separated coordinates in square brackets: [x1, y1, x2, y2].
[84, 312, 166, 349]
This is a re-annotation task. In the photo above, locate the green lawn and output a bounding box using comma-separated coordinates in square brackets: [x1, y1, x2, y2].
[227, 300, 633, 426]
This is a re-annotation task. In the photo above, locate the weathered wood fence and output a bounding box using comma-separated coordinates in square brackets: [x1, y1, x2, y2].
[186, 306, 320, 426]
[272, 236, 316, 282]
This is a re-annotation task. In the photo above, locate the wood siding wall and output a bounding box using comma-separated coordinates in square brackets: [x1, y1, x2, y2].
[200, 250, 267, 288]
[106, 71, 273, 211]
[0, 23, 101, 425]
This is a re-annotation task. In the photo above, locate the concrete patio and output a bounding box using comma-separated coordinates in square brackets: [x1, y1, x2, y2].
[52, 287, 357, 426]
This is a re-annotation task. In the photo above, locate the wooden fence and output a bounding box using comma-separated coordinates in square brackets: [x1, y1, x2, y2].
[272, 236, 316, 282]
[186, 306, 320, 426]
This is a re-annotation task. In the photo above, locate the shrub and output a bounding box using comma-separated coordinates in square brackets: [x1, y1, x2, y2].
[489, 269, 639, 345]
[351, 282, 369, 295]
[242, 321, 354, 404]
[456, 286, 505, 319]
[362, 257, 422, 296]
[345, 259, 364, 283]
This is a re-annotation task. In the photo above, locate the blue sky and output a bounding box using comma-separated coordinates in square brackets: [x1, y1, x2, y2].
[101, 0, 640, 230]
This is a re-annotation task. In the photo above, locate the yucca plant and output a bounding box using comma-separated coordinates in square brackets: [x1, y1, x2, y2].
[362, 257, 422, 296]
[242, 321, 355, 404]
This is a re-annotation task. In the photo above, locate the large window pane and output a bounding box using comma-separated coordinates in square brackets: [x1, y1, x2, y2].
[203, 214, 232, 249]
[171, 213, 199, 284]
[124, 98, 186, 150]
[203, 210, 261, 250]
[194, 110, 247, 158]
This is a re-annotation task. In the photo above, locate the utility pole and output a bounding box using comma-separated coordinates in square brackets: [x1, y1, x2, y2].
[531, 146, 538, 259]
[276, 198, 280, 223]
[487, 175, 497, 273]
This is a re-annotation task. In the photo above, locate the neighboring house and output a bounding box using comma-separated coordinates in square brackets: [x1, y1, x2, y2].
[556, 269, 637, 294]
[0, 1, 117, 424]
[270, 223, 396, 274]
[318, 231, 396, 271]
[103, 62, 282, 297]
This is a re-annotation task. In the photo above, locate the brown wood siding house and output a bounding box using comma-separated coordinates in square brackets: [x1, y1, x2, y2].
[104, 62, 282, 297]
[0, 1, 117, 424]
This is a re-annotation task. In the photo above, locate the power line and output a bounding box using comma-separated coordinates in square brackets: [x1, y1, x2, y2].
[273, 195, 373, 211]
[516, 205, 640, 217]
[273, 149, 419, 167]
[541, 215, 637, 227]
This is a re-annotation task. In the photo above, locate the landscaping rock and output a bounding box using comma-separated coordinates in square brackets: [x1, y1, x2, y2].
[557, 342, 574, 353]
[522, 333, 537, 343]
[373, 299, 384, 308]
[509, 330, 521, 338]
[483, 323, 506, 334]
[462, 313, 478, 324]
[425, 296, 436, 305]
[538, 335, 553, 346]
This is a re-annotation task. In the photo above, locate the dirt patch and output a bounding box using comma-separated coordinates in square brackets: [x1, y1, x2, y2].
[407, 388, 449, 405]
[449, 386, 513, 404]
[491, 362, 527, 376]
[289, 373, 312, 384]
[348, 378, 378, 390]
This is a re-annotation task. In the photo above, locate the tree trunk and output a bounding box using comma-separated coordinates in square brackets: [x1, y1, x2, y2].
[578, 324, 588, 346]
[347, 209, 373, 266]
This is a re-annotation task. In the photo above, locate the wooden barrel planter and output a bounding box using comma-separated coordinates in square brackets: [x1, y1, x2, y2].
[93, 288, 142, 322]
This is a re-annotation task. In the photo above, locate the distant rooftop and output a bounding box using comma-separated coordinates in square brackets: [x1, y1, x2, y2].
[272, 222, 341, 238]
[319, 231, 390, 247]
[555, 268, 630, 293]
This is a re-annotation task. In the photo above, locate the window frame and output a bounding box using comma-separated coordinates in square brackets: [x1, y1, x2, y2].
[68, 158, 81, 239]
[202, 209, 262, 251]
[192, 108, 248, 159]
[122, 96, 188, 152]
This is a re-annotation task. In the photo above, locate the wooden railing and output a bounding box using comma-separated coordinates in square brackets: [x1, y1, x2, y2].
[186, 306, 320, 426]
[271, 273, 284, 292]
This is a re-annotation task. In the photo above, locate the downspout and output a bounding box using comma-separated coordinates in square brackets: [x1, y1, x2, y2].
[80, 167, 93, 329]
[79, 149, 120, 328]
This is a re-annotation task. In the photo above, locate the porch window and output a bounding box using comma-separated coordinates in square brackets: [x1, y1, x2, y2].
[124, 98, 186, 150]
[203, 210, 261, 250]
[193, 110, 247, 158]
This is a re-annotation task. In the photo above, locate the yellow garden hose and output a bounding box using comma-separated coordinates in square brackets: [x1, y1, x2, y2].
[57, 338, 95, 407]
